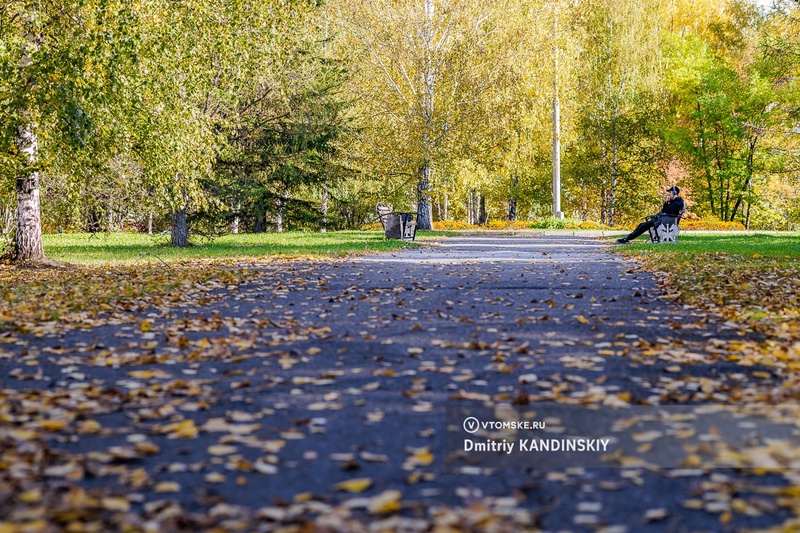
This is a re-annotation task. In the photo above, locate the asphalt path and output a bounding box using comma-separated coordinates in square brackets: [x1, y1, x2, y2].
[0, 235, 790, 532]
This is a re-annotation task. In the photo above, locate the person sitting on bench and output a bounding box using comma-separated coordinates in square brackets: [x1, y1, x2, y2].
[616, 186, 685, 244]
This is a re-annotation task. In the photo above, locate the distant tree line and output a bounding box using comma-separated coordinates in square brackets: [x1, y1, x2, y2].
[2, 0, 800, 263]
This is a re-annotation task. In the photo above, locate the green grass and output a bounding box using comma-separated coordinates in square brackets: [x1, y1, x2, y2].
[615, 232, 800, 262]
[41, 230, 448, 265]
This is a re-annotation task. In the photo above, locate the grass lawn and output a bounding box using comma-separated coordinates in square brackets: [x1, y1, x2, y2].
[614, 232, 800, 262]
[614, 232, 800, 331]
[39, 230, 448, 264]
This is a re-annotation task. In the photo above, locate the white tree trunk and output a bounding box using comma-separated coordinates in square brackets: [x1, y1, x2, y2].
[416, 0, 435, 232]
[275, 197, 284, 233]
[417, 165, 433, 230]
[15, 123, 45, 262]
[321, 182, 328, 233]
[610, 126, 618, 227]
[171, 209, 188, 247]
[172, 184, 189, 247]
[232, 201, 241, 234]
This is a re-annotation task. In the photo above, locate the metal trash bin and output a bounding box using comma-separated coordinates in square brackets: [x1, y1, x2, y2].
[382, 213, 403, 240]
[376, 203, 417, 241]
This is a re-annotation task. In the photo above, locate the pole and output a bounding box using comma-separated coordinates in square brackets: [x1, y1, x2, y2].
[552, 6, 564, 219]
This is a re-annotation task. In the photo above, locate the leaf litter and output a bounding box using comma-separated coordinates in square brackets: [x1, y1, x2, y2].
[0, 240, 798, 530]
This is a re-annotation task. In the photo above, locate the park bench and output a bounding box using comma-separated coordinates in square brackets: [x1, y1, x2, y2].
[647, 207, 686, 244]
[375, 203, 417, 241]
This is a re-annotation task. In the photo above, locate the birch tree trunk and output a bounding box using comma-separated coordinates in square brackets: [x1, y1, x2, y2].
[321, 182, 328, 233]
[14, 123, 45, 262]
[275, 197, 284, 233]
[171, 209, 188, 247]
[172, 184, 189, 247]
[469, 189, 478, 225]
[417, 165, 433, 230]
[609, 130, 618, 227]
[14, 17, 45, 263]
[416, 0, 435, 231]
[232, 201, 241, 234]
[507, 174, 518, 221]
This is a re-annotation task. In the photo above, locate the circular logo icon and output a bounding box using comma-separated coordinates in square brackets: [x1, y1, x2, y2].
[463, 417, 480, 434]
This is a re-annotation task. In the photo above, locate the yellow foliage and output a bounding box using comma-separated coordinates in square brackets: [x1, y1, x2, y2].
[430, 220, 476, 230]
[681, 217, 746, 231]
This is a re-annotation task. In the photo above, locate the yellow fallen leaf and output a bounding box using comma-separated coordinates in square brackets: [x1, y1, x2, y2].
[632, 431, 663, 443]
[9, 429, 38, 440]
[404, 447, 434, 469]
[205, 472, 226, 483]
[0, 521, 46, 533]
[226, 423, 260, 435]
[155, 481, 181, 493]
[208, 445, 238, 456]
[18, 489, 42, 504]
[576, 315, 589, 324]
[78, 419, 102, 434]
[37, 419, 67, 431]
[368, 490, 402, 515]
[334, 478, 373, 493]
[140, 320, 153, 332]
[134, 441, 160, 455]
[102, 497, 131, 512]
[644, 508, 668, 522]
[161, 419, 198, 439]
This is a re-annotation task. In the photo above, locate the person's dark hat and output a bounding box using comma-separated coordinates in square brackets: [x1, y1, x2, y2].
[667, 186, 680, 195]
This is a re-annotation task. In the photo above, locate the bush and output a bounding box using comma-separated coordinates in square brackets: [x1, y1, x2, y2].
[529, 217, 611, 230]
[423, 218, 612, 231]
[681, 216, 746, 231]
[361, 218, 613, 231]
[430, 220, 477, 230]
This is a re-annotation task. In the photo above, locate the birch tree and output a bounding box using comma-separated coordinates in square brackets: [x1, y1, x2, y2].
[0, 0, 140, 262]
[328, 0, 523, 230]
[572, 0, 663, 226]
[131, 0, 319, 246]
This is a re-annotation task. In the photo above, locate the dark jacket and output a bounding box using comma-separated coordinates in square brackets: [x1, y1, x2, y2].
[660, 197, 685, 216]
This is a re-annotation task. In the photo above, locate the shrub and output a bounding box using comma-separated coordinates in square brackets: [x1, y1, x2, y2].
[433, 220, 476, 230]
[578, 220, 610, 230]
[361, 218, 612, 231]
[486, 219, 509, 229]
[529, 217, 611, 230]
[681, 216, 746, 231]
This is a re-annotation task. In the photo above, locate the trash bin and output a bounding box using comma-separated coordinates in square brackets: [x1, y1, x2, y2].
[382, 213, 403, 239]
